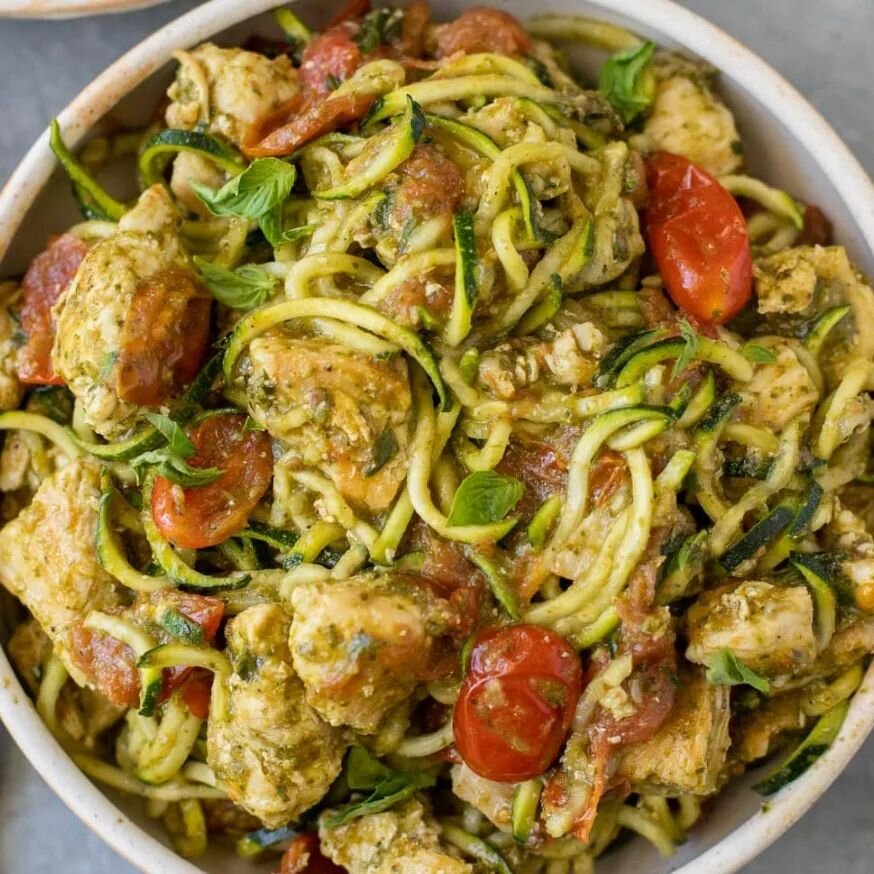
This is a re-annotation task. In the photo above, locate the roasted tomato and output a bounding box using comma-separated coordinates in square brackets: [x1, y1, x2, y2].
[116, 267, 211, 406]
[151, 413, 272, 550]
[453, 624, 583, 782]
[436, 7, 531, 58]
[69, 624, 139, 708]
[277, 834, 344, 874]
[299, 22, 363, 98]
[644, 151, 752, 324]
[16, 233, 87, 384]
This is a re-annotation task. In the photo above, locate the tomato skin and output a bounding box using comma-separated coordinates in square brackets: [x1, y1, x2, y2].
[69, 624, 140, 708]
[436, 7, 531, 58]
[116, 267, 211, 406]
[453, 625, 583, 782]
[151, 414, 272, 550]
[17, 233, 87, 384]
[644, 151, 752, 325]
[278, 834, 344, 874]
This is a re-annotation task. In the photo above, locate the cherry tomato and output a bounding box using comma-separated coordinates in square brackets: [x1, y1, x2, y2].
[436, 7, 531, 58]
[277, 834, 344, 874]
[644, 151, 752, 324]
[17, 233, 87, 384]
[299, 23, 363, 98]
[116, 267, 211, 406]
[69, 623, 140, 708]
[453, 624, 583, 782]
[151, 414, 272, 550]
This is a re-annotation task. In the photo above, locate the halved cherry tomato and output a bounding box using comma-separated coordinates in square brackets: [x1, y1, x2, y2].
[436, 7, 531, 58]
[453, 624, 583, 782]
[17, 233, 87, 384]
[116, 267, 211, 406]
[299, 22, 363, 98]
[644, 151, 752, 324]
[151, 414, 272, 550]
[69, 624, 140, 708]
[277, 834, 344, 874]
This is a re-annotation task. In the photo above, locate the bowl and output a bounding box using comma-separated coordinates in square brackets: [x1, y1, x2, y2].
[0, 0, 172, 20]
[1, 0, 873, 871]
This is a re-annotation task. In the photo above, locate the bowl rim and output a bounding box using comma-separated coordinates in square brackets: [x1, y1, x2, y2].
[1, 1, 874, 872]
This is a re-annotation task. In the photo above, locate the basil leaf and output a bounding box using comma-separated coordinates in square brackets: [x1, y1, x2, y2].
[194, 256, 276, 311]
[742, 343, 778, 363]
[144, 412, 195, 457]
[192, 158, 296, 221]
[131, 448, 223, 488]
[672, 318, 699, 380]
[327, 747, 435, 827]
[598, 40, 656, 125]
[354, 8, 402, 55]
[706, 649, 771, 694]
[447, 470, 524, 527]
[159, 607, 204, 644]
[364, 427, 398, 477]
[258, 203, 316, 248]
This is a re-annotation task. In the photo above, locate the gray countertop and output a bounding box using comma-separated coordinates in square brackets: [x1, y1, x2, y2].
[1, 0, 873, 871]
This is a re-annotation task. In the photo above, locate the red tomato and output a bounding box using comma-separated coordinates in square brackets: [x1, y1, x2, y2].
[299, 23, 363, 98]
[69, 624, 140, 708]
[151, 414, 272, 550]
[436, 7, 531, 58]
[17, 233, 87, 384]
[150, 589, 225, 641]
[176, 669, 213, 719]
[453, 625, 583, 782]
[591, 450, 628, 508]
[644, 151, 752, 324]
[277, 834, 344, 874]
[116, 267, 211, 406]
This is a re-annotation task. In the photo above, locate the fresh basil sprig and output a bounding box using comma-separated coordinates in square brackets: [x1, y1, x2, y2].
[706, 649, 771, 694]
[599, 40, 656, 125]
[672, 318, 699, 380]
[741, 343, 778, 364]
[192, 157, 296, 223]
[446, 470, 524, 527]
[130, 413, 222, 488]
[194, 256, 276, 311]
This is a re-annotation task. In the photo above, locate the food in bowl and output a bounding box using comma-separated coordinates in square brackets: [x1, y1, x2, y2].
[1, 1, 873, 870]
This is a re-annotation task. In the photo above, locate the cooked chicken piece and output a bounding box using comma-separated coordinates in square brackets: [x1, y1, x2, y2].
[289, 573, 455, 733]
[809, 616, 874, 680]
[617, 667, 731, 795]
[169, 151, 228, 217]
[821, 501, 874, 612]
[8, 617, 124, 746]
[753, 246, 874, 384]
[51, 186, 190, 437]
[0, 281, 23, 412]
[319, 798, 471, 873]
[631, 53, 743, 177]
[476, 324, 606, 401]
[166, 44, 298, 148]
[836, 482, 874, 534]
[450, 763, 515, 830]
[464, 96, 577, 151]
[737, 341, 819, 432]
[731, 691, 805, 765]
[208, 604, 345, 828]
[686, 581, 817, 679]
[0, 459, 123, 684]
[245, 335, 412, 513]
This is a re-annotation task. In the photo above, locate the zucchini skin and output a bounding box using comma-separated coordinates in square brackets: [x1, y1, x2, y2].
[138, 128, 246, 187]
[445, 210, 479, 345]
[719, 503, 794, 571]
[753, 700, 849, 795]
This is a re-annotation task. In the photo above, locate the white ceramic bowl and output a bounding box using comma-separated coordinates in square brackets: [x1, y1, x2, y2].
[1, 1, 873, 871]
[0, 0, 172, 20]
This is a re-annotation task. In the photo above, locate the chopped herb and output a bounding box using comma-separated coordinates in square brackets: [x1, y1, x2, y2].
[672, 318, 699, 380]
[598, 40, 656, 125]
[742, 343, 778, 363]
[354, 8, 403, 55]
[364, 427, 398, 477]
[98, 350, 118, 381]
[159, 607, 204, 644]
[130, 413, 222, 487]
[194, 256, 276, 311]
[706, 649, 770, 694]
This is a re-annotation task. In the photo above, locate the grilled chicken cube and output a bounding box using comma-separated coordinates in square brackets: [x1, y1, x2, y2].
[169, 151, 228, 217]
[0, 458, 122, 684]
[289, 573, 455, 733]
[319, 798, 471, 873]
[207, 604, 345, 828]
[823, 501, 874, 612]
[738, 341, 819, 432]
[245, 335, 412, 512]
[686, 581, 817, 679]
[51, 186, 191, 437]
[631, 54, 743, 177]
[731, 691, 805, 765]
[617, 667, 731, 795]
[166, 44, 298, 148]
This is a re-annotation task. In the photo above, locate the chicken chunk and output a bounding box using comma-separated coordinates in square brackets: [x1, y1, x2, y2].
[166, 44, 298, 148]
[631, 53, 742, 177]
[823, 501, 874, 612]
[737, 341, 819, 432]
[617, 667, 731, 795]
[51, 186, 190, 437]
[686, 581, 817, 679]
[289, 573, 456, 733]
[319, 798, 471, 874]
[207, 604, 345, 828]
[245, 335, 412, 513]
[169, 151, 228, 217]
[450, 763, 515, 830]
[731, 691, 805, 765]
[0, 281, 23, 412]
[0, 458, 122, 684]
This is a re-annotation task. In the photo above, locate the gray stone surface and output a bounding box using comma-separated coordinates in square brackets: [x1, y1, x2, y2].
[0, 0, 873, 871]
